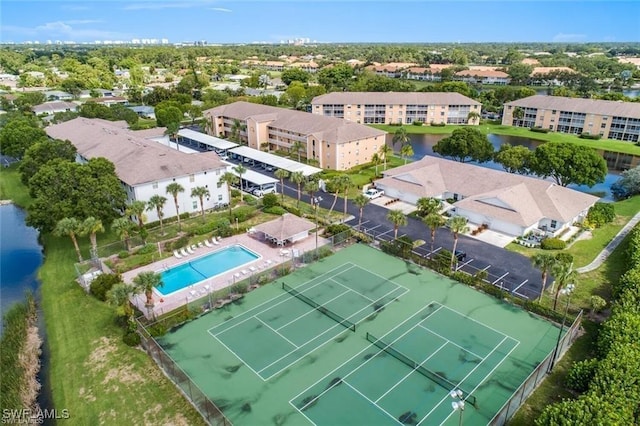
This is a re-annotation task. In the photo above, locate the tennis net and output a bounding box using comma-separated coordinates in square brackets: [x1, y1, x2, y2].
[282, 283, 356, 332]
[366, 332, 477, 407]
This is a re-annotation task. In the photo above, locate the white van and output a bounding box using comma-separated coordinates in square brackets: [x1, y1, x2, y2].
[252, 186, 277, 197]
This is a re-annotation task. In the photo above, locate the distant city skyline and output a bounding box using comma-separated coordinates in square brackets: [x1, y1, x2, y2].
[1, 1, 639, 45]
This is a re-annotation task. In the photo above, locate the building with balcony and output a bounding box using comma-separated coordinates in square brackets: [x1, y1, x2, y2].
[503, 95, 640, 142]
[311, 92, 481, 125]
[203, 102, 386, 171]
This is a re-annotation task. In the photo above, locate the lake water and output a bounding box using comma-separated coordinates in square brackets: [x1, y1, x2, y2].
[387, 132, 629, 200]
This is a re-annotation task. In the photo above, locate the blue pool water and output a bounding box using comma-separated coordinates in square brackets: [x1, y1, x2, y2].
[158, 245, 259, 295]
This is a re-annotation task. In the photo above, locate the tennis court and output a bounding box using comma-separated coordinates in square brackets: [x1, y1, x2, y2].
[208, 263, 408, 380]
[157, 244, 562, 425]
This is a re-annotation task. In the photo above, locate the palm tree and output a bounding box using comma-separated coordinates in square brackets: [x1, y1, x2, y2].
[164, 122, 180, 151]
[447, 215, 469, 269]
[125, 200, 147, 230]
[328, 174, 350, 215]
[379, 144, 393, 171]
[290, 171, 305, 207]
[218, 172, 239, 218]
[531, 253, 558, 301]
[423, 213, 445, 259]
[111, 217, 135, 252]
[342, 176, 353, 219]
[82, 216, 104, 260]
[512, 107, 525, 126]
[274, 169, 290, 202]
[291, 140, 305, 162]
[107, 283, 139, 322]
[233, 164, 247, 201]
[416, 197, 442, 218]
[392, 127, 410, 149]
[53, 217, 84, 262]
[353, 194, 370, 229]
[166, 182, 185, 231]
[400, 143, 414, 165]
[371, 153, 381, 177]
[304, 180, 319, 206]
[230, 119, 246, 143]
[191, 186, 210, 222]
[387, 209, 407, 239]
[147, 195, 167, 235]
[467, 111, 481, 125]
[551, 262, 577, 310]
[133, 271, 164, 307]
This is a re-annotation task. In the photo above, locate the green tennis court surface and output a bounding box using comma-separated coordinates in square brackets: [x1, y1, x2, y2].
[158, 244, 561, 425]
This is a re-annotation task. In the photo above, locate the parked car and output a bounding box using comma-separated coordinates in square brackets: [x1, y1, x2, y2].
[455, 250, 467, 262]
[252, 186, 277, 197]
[363, 188, 384, 199]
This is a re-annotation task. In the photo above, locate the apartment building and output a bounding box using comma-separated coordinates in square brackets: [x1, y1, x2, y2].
[454, 70, 510, 85]
[311, 92, 481, 125]
[203, 102, 386, 171]
[503, 95, 640, 142]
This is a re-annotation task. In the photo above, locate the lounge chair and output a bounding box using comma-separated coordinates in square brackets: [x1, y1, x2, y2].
[216, 236, 222, 242]
[249, 266, 257, 272]
[197, 242, 204, 248]
[173, 250, 182, 259]
[180, 248, 189, 257]
[213, 238, 220, 245]
[234, 272, 241, 279]
[186, 246, 195, 255]
[205, 239, 214, 248]
[241, 270, 248, 275]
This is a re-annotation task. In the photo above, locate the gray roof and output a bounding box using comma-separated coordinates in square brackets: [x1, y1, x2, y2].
[505, 95, 640, 118]
[254, 213, 315, 241]
[376, 156, 598, 227]
[229, 166, 277, 186]
[178, 128, 238, 150]
[32, 101, 78, 113]
[204, 101, 386, 145]
[228, 145, 322, 176]
[45, 118, 226, 186]
[311, 92, 481, 106]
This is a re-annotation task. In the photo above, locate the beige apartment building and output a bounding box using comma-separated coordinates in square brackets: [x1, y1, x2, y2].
[203, 102, 387, 171]
[310, 92, 481, 125]
[503, 95, 640, 142]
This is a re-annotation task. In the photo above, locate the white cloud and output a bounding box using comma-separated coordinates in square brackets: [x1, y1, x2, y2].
[123, 1, 216, 10]
[4, 21, 131, 41]
[552, 33, 587, 42]
[210, 7, 232, 12]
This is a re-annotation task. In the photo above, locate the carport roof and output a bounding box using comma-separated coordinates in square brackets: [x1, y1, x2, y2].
[228, 146, 322, 176]
[229, 166, 277, 186]
[178, 128, 239, 150]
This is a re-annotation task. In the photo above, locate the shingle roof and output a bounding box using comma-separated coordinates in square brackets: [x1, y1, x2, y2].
[376, 156, 598, 226]
[204, 102, 385, 144]
[253, 213, 315, 241]
[45, 118, 225, 186]
[505, 95, 640, 118]
[32, 101, 78, 113]
[455, 70, 509, 78]
[311, 92, 481, 106]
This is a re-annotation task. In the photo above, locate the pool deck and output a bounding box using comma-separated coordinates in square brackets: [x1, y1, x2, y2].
[124, 232, 330, 318]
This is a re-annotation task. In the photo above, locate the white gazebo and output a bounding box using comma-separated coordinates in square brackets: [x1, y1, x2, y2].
[254, 214, 316, 246]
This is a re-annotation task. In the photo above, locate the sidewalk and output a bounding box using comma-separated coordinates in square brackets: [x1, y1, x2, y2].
[576, 212, 640, 273]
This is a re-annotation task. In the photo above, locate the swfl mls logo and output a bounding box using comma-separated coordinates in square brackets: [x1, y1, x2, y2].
[2, 409, 70, 424]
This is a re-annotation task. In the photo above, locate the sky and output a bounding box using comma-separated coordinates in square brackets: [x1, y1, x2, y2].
[1, 1, 639, 44]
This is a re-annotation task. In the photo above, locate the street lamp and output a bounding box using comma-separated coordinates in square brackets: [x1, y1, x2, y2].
[450, 389, 465, 426]
[549, 283, 575, 372]
[313, 196, 323, 258]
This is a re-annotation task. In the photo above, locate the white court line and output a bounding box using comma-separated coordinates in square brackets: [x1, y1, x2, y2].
[375, 341, 448, 404]
[275, 290, 350, 331]
[208, 332, 266, 378]
[493, 272, 509, 285]
[417, 324, 483, 360]
[331, 278, 374, 302]
[290, 302, 444, 406]
[256, 317, 299, 348]
[437, 305, 520, 345]
[342, 380, 403, 425]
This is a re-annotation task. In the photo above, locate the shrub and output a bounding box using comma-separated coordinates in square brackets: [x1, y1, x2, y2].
[590, 295, 607, 314]
[541, 237, 566, 250]
[194, 217, 231, 236]
[566, 358, 598, 393]
[230, 189, 241, 198]
[579, 133, 602, 140]
[325, 223, 351, 236]
[118, 250, 130, 259]
[262, 193, 279, 208]
[90, 273, 123, 301]
[430, 121, 446, 127]
[412, 121, 424, 126]
[264, 206, 287, 215]
[170, 235, 190, 250]
[136, 244, 155, 255]
[283, 205, 301, 216]
[122, 331, 141, 347]
[530, 127, 551, 133]
[243, 194, 258, 206]
[586, 202, 615, 228]
[231, 205, 256, 222]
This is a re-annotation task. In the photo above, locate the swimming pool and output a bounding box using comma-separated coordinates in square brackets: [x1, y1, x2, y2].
[158, 245, 260, 295]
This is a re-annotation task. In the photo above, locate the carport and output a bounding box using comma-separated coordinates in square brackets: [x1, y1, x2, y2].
[253, 214, 316, 246]
[230, 168, 277, 193]
[177, 129, 238, 154]
[228, 146, 322, 176]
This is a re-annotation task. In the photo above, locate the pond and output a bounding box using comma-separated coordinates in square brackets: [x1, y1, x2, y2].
[385, 132, 636, 201]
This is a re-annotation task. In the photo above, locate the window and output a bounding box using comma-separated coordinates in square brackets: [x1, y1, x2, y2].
[152, 182, 158, 189]
[218, 194, 223, 201]
[216, 169, 221, 175]
[189, 175, 195, 183]
[192, 201, 198, 209]
[550, 220, 557, 229]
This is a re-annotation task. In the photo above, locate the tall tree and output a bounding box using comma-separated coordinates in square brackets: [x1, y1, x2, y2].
[290, 171, 305, 207]
[447, 215, 469, 269]
[423, 213, 446, 259]
[18, 138, 77, 186]
[532, 253, 558, 301]
[191, 186, 210, 222]
[392, 127, 410, 149]
[165, 182, 185, 231]
[107, 283, 139, 322]
[111, 217, 135, 252]
[146, 195, 167, 235]
[133, 271, 164, 307]
[274, 169, 290, 203]
[233, 164, 247, 202]
[371, 152, 382, 177]
[229, 119, 246, 143]
[387, 209, 407, 239]
[353, 194, 370, 229]
[328, 174, 350, 216]
[416, 197, 442, 218]
[379, 144, 393, 171]
[400, 143, 414, 165]
[164, 122, 180, 151]
[291, 140, 305, 162]
[530, 142, 607, 187]
[125, 200, 147, 235]
[82, 216, 104, 260]
[53, 217, 84, 262]
[304, 180, 319, 206]
[433, 127, 494, 163]
[551, 261, 577, 310]
[611, 165, 640, 200]
[0, 119, 48, 158]
[218, 172, 238, 218]
[467, 111, 481, 125]
[494, 144, 532, 174]
[342, 176, 353, 219]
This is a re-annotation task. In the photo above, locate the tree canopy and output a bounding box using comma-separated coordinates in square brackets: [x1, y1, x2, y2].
[611, 166, 640, 200]
[529, 142, 608, 187]
[494, 144, 532, 174]
[432, 127, 494, 163]
[0, 118, 48, 158]
[18, 138, 77, 185]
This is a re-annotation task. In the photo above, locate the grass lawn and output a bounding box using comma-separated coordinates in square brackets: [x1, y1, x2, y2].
[0, 166, 206, 425]
[371, 123, 640, 156]
[320, 155, 406, 197]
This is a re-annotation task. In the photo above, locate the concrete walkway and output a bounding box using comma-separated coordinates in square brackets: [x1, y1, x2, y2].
[576, 212, 640, 273]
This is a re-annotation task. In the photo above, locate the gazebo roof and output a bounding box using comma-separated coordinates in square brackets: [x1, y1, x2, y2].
[254, 214, 315, 242]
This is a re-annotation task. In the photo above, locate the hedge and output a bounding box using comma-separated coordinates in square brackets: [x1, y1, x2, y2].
[541, 237, 567, 250]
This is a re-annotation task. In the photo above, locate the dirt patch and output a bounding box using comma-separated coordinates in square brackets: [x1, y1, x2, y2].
[141, 404, 190, 426]
[102, 364, 145, 387]
[86, 336, 119, 370]
[78, 387, 97, 402]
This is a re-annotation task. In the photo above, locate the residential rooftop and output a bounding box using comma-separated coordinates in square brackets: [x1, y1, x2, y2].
[311, 92, 481, 106]
[505, 95, 640, 118]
